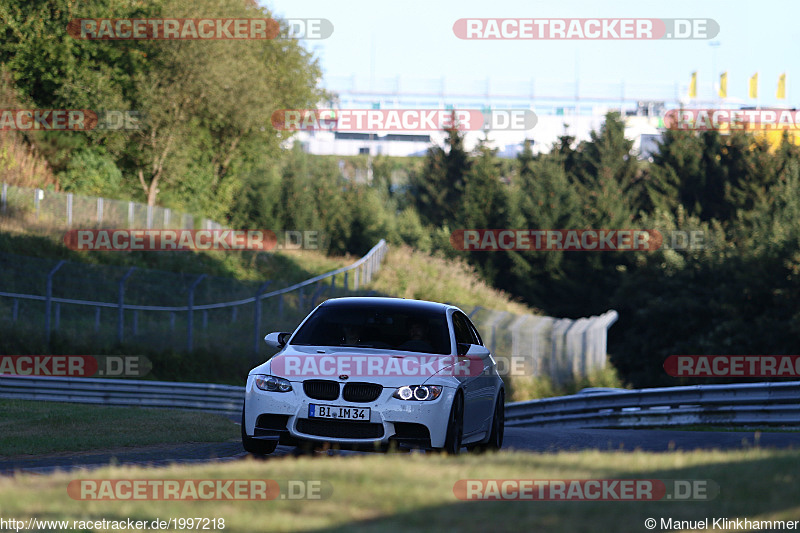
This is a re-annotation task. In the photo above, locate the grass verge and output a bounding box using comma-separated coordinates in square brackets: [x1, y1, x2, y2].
[0, 449, 798, 532]
[369, 245, 535, 314]
[0, 401, 238, 457]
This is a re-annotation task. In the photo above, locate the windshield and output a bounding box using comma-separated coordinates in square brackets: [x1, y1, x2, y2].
[290, 305, 451, 355]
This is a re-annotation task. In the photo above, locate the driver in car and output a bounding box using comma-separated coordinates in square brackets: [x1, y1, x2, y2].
[342, 325, 361, 345]
[399, 319, 433, 352]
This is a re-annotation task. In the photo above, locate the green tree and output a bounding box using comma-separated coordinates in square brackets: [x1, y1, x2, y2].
[408, 119, 471, 227]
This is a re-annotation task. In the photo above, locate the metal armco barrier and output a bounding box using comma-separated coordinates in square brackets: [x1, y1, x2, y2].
[2, 376, 799, 429]
[0, 375, 244, 416]
[505, 381, 800, 428]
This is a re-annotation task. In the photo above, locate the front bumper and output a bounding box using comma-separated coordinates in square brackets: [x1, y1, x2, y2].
[243, 376, 455, 449]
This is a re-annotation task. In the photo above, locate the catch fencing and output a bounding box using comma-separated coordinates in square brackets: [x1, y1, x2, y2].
[462, 307, 618, 386]
[0, 241, 389, 358]
[1, 184, 617, 383]
[0, 181, 224, 230]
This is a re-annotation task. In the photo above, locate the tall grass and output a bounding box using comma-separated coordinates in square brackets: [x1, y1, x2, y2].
[0, 70, 58, 190]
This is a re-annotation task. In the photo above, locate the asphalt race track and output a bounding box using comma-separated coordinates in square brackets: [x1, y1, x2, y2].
[2, 427, 798, 476]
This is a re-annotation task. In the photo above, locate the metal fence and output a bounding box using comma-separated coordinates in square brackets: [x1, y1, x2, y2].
[461, 307, 618, 386]
[0, 182, 224, 230]
[0, 375, 243, 416]
[505, 381, 800, 429]
[0, 246, 614, 383]
[0, 183, 617, 382]
[0, 240, 389, 357]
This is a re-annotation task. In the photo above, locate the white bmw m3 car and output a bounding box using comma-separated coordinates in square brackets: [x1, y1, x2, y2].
[242, 297, 505, 455]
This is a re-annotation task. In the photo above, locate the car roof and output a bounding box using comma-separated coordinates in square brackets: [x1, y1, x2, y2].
[318, 296, 454, 314]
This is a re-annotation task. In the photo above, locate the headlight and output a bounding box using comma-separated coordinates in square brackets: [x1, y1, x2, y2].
[255, 375, 292, 392]
[393, 385, 442, 401]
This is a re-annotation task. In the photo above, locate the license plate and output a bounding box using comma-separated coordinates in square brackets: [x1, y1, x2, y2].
[308, 404, 370, 422]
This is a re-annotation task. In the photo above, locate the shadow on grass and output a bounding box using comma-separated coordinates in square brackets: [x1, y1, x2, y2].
[300, 452, 800, 533]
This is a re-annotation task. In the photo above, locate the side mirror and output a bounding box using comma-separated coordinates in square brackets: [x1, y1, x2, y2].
[457, 343, 470, 356]
[264, 332, 291, 349]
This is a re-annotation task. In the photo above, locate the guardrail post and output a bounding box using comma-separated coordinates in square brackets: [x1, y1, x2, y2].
[344, 272, 349, 291]
[298, 287, 305, 310]
[531, 317, 552, 377]
[146, 205, 153, 229]
[170, 312, 176, 332]
[54, 303, 61, 331]
[311, 282, 325, 310]
[253, 281, 272, 355]
[118, 267, 136, 343]
[354, 268, 359, 291]
[550, 318, 573, 386]
[97, 197, 103, 225]
[203, 310, 208, 329]
[128, 201, 134, 228]
[133, 310, 139, 336]
[12, 299, 18, 322]
[164, 208, 171, 228]
[45, 260, 66, 345]
[330, 274, 336, 290]
[1, 182, 7, 214]
[94, 307, 101, 332]
[187, 274, 207, 352]
[231, 306, 238, 323]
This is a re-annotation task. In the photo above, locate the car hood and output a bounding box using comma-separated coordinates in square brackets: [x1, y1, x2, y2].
[250, 345, 459, 387]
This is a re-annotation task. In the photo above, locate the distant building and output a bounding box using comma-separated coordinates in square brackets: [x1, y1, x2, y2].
[290, 100, 668, 159]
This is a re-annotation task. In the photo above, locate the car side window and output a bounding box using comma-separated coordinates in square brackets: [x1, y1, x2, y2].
[452, 312, 474, 346]
[466, 317, 483, 346]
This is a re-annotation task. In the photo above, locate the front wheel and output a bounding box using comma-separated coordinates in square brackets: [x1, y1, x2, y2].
[241, 407, 278, 455]
[442, 392, 464, 455]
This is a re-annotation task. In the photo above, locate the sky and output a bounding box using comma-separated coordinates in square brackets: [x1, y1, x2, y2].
[263, 0, 800, 107]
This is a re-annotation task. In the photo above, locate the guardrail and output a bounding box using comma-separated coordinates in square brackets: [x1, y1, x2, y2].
[0, 375, 244, 416]
[0, 239, 389, 353]
[505, 381, 800, 428]
[3, 375, 799, 430]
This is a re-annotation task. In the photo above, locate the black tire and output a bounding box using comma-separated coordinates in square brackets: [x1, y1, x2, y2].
[486, 389, 504, 450]
[468, 390, 504, 453]
[442, 392, 464, 455]
[241, 407, 278, 455]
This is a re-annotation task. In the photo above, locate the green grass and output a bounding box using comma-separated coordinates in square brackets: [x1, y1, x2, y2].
[0, 400, 238, 457]
[0, 215, 350, 284]
[370, 245, 535, 315]
[0, 449, 798, 532]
